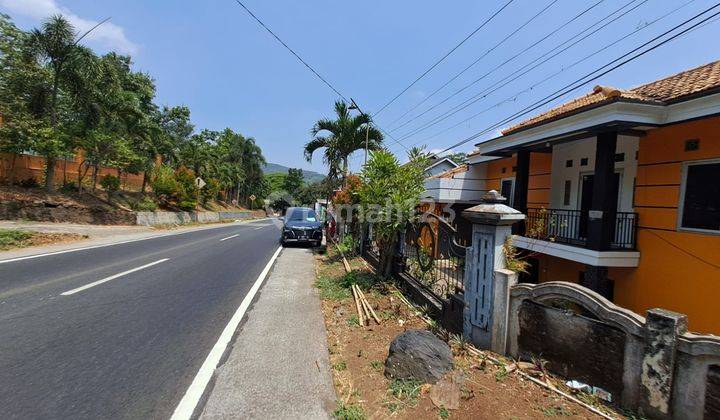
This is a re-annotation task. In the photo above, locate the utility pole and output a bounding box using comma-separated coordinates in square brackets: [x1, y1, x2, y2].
[349, 98, 371, 165]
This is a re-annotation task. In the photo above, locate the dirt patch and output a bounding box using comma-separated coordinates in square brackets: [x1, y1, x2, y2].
[315, 246, 619, 419]
[0, 186, 135, 225]
[0, 229, 87, 251]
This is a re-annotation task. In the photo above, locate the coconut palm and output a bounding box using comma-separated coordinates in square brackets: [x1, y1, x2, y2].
[304, 101, 383, 182]
[28, 15, 83, 191]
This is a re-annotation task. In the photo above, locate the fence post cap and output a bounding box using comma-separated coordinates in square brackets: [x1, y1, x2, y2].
[461, 192, 525, 226]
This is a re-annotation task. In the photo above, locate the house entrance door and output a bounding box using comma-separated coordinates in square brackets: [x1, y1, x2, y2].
[578, 173, 620, 239]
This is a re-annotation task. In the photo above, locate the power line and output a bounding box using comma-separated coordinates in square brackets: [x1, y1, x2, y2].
[386, 0, 575, 129]
[372, 0, 515, 117]
[232, 0, 348, 102]
[230, 0, 409, 152]
[402, 0, 698, 151]
[434, 2, 720, 157]
[392, 0, 647, 142]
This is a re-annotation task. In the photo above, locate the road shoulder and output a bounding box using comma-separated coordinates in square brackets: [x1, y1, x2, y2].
[199, 247, 336, 419]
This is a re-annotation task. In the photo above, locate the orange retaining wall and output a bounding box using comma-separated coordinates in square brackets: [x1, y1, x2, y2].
[0, 153, 144, 190]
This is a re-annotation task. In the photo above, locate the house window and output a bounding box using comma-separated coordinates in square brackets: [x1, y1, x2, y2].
[565, 159, 573, 168]
[614, 153, 625, 162]
[501, 179, 515, 206]
[563, 180, 572, 206]
[580, 157, 589, 166]
[679, 160, 720, 232]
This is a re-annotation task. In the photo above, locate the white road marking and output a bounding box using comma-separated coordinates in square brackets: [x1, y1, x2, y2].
[170, 246, 283, 420]
[60, 258, 169, 296]
[254, 225, 269, 230]
[219, 234, 239, 241]
[0, 218, 274, 265]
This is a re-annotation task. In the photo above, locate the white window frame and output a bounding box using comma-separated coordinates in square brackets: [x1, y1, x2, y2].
[500, 177, 515, 206]
[677, 157, 720, 235]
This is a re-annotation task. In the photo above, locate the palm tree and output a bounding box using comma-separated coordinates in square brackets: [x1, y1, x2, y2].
[304, 101, 383, 182]
[29, 15, 81, 191]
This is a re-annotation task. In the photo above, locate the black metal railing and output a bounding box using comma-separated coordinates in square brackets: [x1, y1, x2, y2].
[397, 214, 468, 301]
[525, 208, 638, 250]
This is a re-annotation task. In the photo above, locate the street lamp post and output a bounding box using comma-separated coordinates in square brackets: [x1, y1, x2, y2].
[349, 98, 371, 165]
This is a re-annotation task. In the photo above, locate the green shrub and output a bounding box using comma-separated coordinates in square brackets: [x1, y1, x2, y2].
[333, 402, 365, 420]
[131, 196, 158, 211]
[151, 165, 180, 198]
[0, 229, 33, 249]
[100, 174, 121, 193]
[201, 178, 221, 203]
[59, 181, 78, 193]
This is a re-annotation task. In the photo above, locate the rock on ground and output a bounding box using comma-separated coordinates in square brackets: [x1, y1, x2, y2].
[384, 329, 453, 384]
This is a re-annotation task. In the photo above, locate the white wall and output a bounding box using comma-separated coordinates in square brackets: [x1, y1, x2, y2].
[422, 163, 488, 203]
[549, 135, 638, 212]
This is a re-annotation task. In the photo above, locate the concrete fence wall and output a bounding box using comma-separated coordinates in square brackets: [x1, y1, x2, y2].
[480, 278, 720, 419]
[459, 199, 720, 419]
[135, 211, 258, 226]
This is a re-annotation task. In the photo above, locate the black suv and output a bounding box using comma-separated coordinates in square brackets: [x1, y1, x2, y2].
[281, 207, 323, 247]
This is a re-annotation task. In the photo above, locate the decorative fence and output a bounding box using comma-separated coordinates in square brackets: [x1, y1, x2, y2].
[361, 213, 468, 333]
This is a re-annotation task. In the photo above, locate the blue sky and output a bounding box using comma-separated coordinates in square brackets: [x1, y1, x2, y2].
[2, 0, 719, 175]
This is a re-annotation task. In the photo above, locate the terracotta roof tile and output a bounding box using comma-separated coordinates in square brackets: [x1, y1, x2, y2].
[428, 164, 468, 179]
[501, 60, 720, 135]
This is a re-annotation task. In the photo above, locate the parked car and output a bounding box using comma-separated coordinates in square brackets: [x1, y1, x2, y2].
[281, 207, 323, 247]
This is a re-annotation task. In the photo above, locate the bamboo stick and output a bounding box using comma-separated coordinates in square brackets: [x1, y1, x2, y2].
[351, 284, 365, 326]
[357, 287, 381, 324]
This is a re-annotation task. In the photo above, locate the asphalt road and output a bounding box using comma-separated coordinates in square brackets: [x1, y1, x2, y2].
[0, 219, 282, 419]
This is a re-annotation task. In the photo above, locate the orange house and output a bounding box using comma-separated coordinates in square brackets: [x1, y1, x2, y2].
[426, 60, 720, 334]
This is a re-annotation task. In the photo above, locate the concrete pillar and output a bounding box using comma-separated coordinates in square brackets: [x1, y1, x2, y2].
[581, 265, 613, 301]
[461, 190, 524, 354]
[588, 131, 618, 251]
[512, 150, 530, 235]
[639, 308, 688, 419]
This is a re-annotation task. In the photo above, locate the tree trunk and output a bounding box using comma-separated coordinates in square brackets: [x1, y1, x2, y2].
[141, 171, 148, 193]
[45, 157, 57, 192]
[378, 236, 397, 279]
[46, 68, 61, 192]
[92, 165, 99, 191]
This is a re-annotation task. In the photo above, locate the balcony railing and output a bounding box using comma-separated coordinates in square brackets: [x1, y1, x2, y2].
[525, 208, 638, 250]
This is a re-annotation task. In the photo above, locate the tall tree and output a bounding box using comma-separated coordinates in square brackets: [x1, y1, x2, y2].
[0, 14, 48, 185]
[304, 101, 383, 183]
[28, 15, 84, 191]
[283, 168, 304, 193]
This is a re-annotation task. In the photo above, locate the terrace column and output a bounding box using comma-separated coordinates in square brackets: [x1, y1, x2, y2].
[512, 150, 530, 234]
[587, 131, 618, 251]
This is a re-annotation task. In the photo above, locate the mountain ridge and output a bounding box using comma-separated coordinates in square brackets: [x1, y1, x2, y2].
[263, 163, 326, 184]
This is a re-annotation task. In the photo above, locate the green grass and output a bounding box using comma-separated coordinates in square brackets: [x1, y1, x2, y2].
[388, 378, 423, 407]
[315, 270, 378, 301]
[0, 229, 34, 250]
[315, 276, 352, 300]
[438, 406, 450, 419]
[370, 360, 383, 371]
[539, 405, 573, 417]
[333, 401, 365, 420]
[332, 361, 347, 371]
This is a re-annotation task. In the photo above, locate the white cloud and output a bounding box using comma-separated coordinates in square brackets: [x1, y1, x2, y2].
[0, 0, 139, 54]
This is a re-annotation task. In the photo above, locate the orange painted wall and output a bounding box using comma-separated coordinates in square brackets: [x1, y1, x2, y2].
[531, 117, 720, 334]
[613, 116, 720, 334]
[485, 153, 551, 207]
